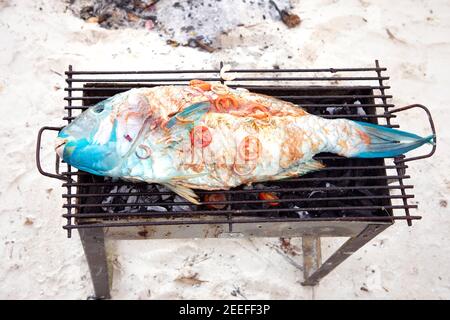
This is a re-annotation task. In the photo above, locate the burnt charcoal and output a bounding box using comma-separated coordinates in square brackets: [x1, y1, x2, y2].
[310, 210, 340, 218]
[172, 196, 196, 212]
[354, 189, 378, 207]
[230, 186, 262, 211]
[341, 210, 375, 217]
[134, 184, 161, 211]
[293, 207, 310, 219]
[80, 6, 94, 20]
[101, 185, 136, 213]
[69, 0, 158, 30]
[155, 184, 172, 201]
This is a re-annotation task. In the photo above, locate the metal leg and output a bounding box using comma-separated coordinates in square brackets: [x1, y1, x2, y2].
[302, 236, 322, 282]
[79, 227, 111, 299]
[302, 224, 388, 286]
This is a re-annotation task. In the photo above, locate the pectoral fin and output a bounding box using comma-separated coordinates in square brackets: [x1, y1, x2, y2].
[297, 159, 325, 175]
[265, 159, 326, 181]
[162, 182, 200, 205]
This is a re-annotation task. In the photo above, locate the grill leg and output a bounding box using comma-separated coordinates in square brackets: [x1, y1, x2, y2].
[302, 224, 388, 286]
[302, 236, 322, 283]
[79, 227, 111, 299]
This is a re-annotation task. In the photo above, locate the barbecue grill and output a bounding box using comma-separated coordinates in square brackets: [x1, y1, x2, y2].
[36, 61, 436, 299]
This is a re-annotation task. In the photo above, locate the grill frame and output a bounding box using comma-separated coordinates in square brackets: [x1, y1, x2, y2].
[35, 60, 436, 298]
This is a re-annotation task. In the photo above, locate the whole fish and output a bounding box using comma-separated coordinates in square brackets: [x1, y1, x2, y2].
[55, 80, 434, 203]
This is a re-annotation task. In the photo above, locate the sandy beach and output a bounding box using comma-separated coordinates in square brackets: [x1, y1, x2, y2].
[0, 0, 449, 299]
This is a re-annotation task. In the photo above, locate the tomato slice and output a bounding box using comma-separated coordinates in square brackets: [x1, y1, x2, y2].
[238, 136, 261, 161]
[189, 79, 211, 91]
[204, 193, 227, 209]
[214, 95, 238, 112]
[248, 104, 270, 119]
[190, 126, 212, 148]
[258, 192, 280, 206]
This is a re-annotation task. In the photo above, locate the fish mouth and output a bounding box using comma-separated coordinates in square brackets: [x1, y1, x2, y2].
[55, 137, 68, 158]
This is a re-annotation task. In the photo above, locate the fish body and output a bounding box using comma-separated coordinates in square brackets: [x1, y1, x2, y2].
[56, 81, 433, 203]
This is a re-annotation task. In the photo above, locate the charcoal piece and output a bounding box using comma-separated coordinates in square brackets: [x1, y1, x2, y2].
[148, 206, 168, 212]
[293, 207, 310, 219]
[311, 210, 340, 218]
[172, 196, 195, 212]
[80, 6, 94, 20]
[101, 185, 138, 213]
[155, 184, 173, 200]
[341, 210, 375, 217]
[232, 185, 260, 209]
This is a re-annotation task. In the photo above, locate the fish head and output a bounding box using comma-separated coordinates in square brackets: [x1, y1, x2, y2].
[55, 99, 122, 176]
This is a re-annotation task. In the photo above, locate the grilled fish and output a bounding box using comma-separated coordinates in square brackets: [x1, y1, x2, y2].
[55, 80, 434, 203]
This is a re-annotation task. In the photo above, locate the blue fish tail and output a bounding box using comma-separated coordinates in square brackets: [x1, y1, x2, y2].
[353, 121, 435, 158]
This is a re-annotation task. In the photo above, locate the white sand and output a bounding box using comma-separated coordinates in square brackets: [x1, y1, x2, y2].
[0, 0, 449, 299]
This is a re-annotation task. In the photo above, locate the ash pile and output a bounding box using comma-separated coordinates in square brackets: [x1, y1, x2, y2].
[66, 0, 300, 51]
[66, 0, 159, 29]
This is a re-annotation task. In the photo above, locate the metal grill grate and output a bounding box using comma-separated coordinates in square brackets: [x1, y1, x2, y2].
[36, 61, 436, 238]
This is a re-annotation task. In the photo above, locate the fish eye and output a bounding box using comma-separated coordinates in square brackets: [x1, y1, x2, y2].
[92, 105, 105, 113]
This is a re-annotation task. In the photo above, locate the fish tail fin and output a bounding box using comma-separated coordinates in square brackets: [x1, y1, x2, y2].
[351, 121, 435, 158]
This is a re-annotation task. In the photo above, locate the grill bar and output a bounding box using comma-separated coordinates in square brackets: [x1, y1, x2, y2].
[65, 85, 392, 91]
[64, 206, 417, 220]
[64, 103, 395, 108]
[64, 95, 393, 100]
[65, 195, 414, 209]
[67, 76, 390, 83]
[63, 181, 413, 191]
[61, 174, 409, 186]
[63, 191, 412, 198]
[395, 156, 413, 227]
[65, 67, 387, 75]
[65, 65, 74, 238]
[62, 185, 414, 198]
[59, 153, 403, 162]
[62, 115, 395, 122]
[59, 164, 408, 176]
